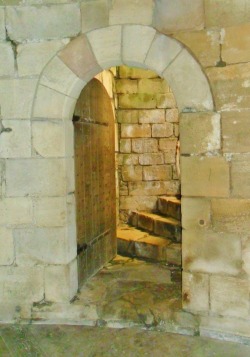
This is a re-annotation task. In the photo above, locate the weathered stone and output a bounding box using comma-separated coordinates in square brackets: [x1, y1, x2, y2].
[119, 94, 157, 109]
[81, 0, 109, 33]
[34, 197, 67, 228]
[145, 33, 183, 75]
[242, 237, 250, 277]
[205, 0, 250, 28]
[132, 139, 158, 153]
[159, 139, 177, 163]
[182, 272, 209, 312]
[0, 79, 37, 119]
[156, 93, 176, 109]
[182, 198, 211, 230]
[119, 139, 131, 153]
[116, 79, 138, 94]
[173, 30, 220, 68]
[174, 124, 179, 137]
[59, 35, 102, 83]
[138, 79, 169, 94]
[222, 111, 250, 153]
[206, 63, 250, 111]
[14, 227, 75, 266]
[117, 110, 139, 124]
[210, 276, 249, 318]
[129, 181, 180, 196]
[231, 154, 250, 197]
[157, 196, 181, 220]
[163, 49, 214, 112]
[45, 259, 78, 302]
[135, 235, 169, 261]
[183, 230, 241, 275]
[181, 156, 230, 197]
[143, 165, 172, 181]
[121, 124, 151, 138]
[122, 25, 156, 67]
[40, 56, 85, 99]
[32, 120, 67, 158]
[0, 8, 5, 40]
[122, 165, 142, 182]
[17, 40, 68, 77]
[119, 66, 158, 79]
[139, 153, 164, 166]
[33, 85, 76, 120]
[0, 120, 31, 159]
[152, 123, 173, 138]
[0, 197, 32, 226]
[222, 24, 250, 64]
[6, 4, 81, 41]
[117, 154, 139, 166]
[166, 243, 182, 265]
[154, 216, 181, 242]
[166, 109, 179, 123]
[211, 198, 250, 233]
[137, 213, 154, 232]
[180, 112, 221, 154]
[6, 159, 66, 197]
[0, 266, 44, 303]
[110, 0, 154, 26]
[0, 227, 14, 265]
[0, 42, 15, 77]
[138, 109, 165, 124]
[0, 161, 4, 198]
[87, 26, 122, 69]
[153, 0, 205, 33]
[119, 196, 157, 211]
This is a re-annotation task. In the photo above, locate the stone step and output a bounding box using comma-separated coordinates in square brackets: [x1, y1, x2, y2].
[117, 225, 181, 266]
[129, 211, 181, 243]
[157, 196, 181, 220]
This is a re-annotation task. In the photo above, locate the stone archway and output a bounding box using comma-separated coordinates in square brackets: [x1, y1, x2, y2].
[32, 24, 215, 303]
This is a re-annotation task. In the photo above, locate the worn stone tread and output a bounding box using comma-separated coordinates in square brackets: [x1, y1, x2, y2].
[157, 196, 181, 220]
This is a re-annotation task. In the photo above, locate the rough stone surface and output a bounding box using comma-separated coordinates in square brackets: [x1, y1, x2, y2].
[121, 124, 151, 138]
[132, 139, 158, 153]
[182, 272, 209, 312]
[182, 198, 211, 230]
[0, 266, 44, 303]
[0, 79, 37, 119]
[173, 30, 220, 68]
[205, 0, 250, 28]
[0, 197, 32, 226]
[0, 8, 5, 40]
[231, 154, 250, 197]
[0, 42, 15, 77]
[0, 120, 31, 159]
[129, 181, 180, 196]
[81, 0, 109, 33]
[110, 0, 154, 26]
[180, 112, 221, 154]
[17, 40, 68, 77]
[34, 197, 67, 228]
[211, 198, 250, 233]
[181, 157, 230, 197]
[45, 259, 78, 302]
[222, 24, 250, 64]
[222, 111, 250, 153]
[143, 165, 172, 181]
[6, 4, 81, 41]
[183, 230, 241, 275]
[122, 165, 142, 182]
[210, 276, 249, 318]
[87, 26, 122, 69]
[163, 49, 214, 111]
[153, 0, 205, 33]
[206, 63, 250, 111]
[6, 159, 66, 197]
[0, 227, 14, 265]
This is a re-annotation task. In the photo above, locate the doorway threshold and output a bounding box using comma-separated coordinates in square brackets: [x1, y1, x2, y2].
[31, 256, 198, 336]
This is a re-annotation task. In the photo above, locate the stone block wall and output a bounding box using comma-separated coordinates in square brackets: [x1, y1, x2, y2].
[0, 0, 249, 339]
[115, 66, 180, 220]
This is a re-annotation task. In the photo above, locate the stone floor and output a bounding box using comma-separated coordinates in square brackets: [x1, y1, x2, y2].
[1, 324, 250, 356]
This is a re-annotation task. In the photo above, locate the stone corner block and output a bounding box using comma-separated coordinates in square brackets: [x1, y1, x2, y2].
[44, 259, 78, 302]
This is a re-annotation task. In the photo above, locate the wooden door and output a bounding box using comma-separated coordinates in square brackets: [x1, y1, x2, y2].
[73, 78, 116, 285]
